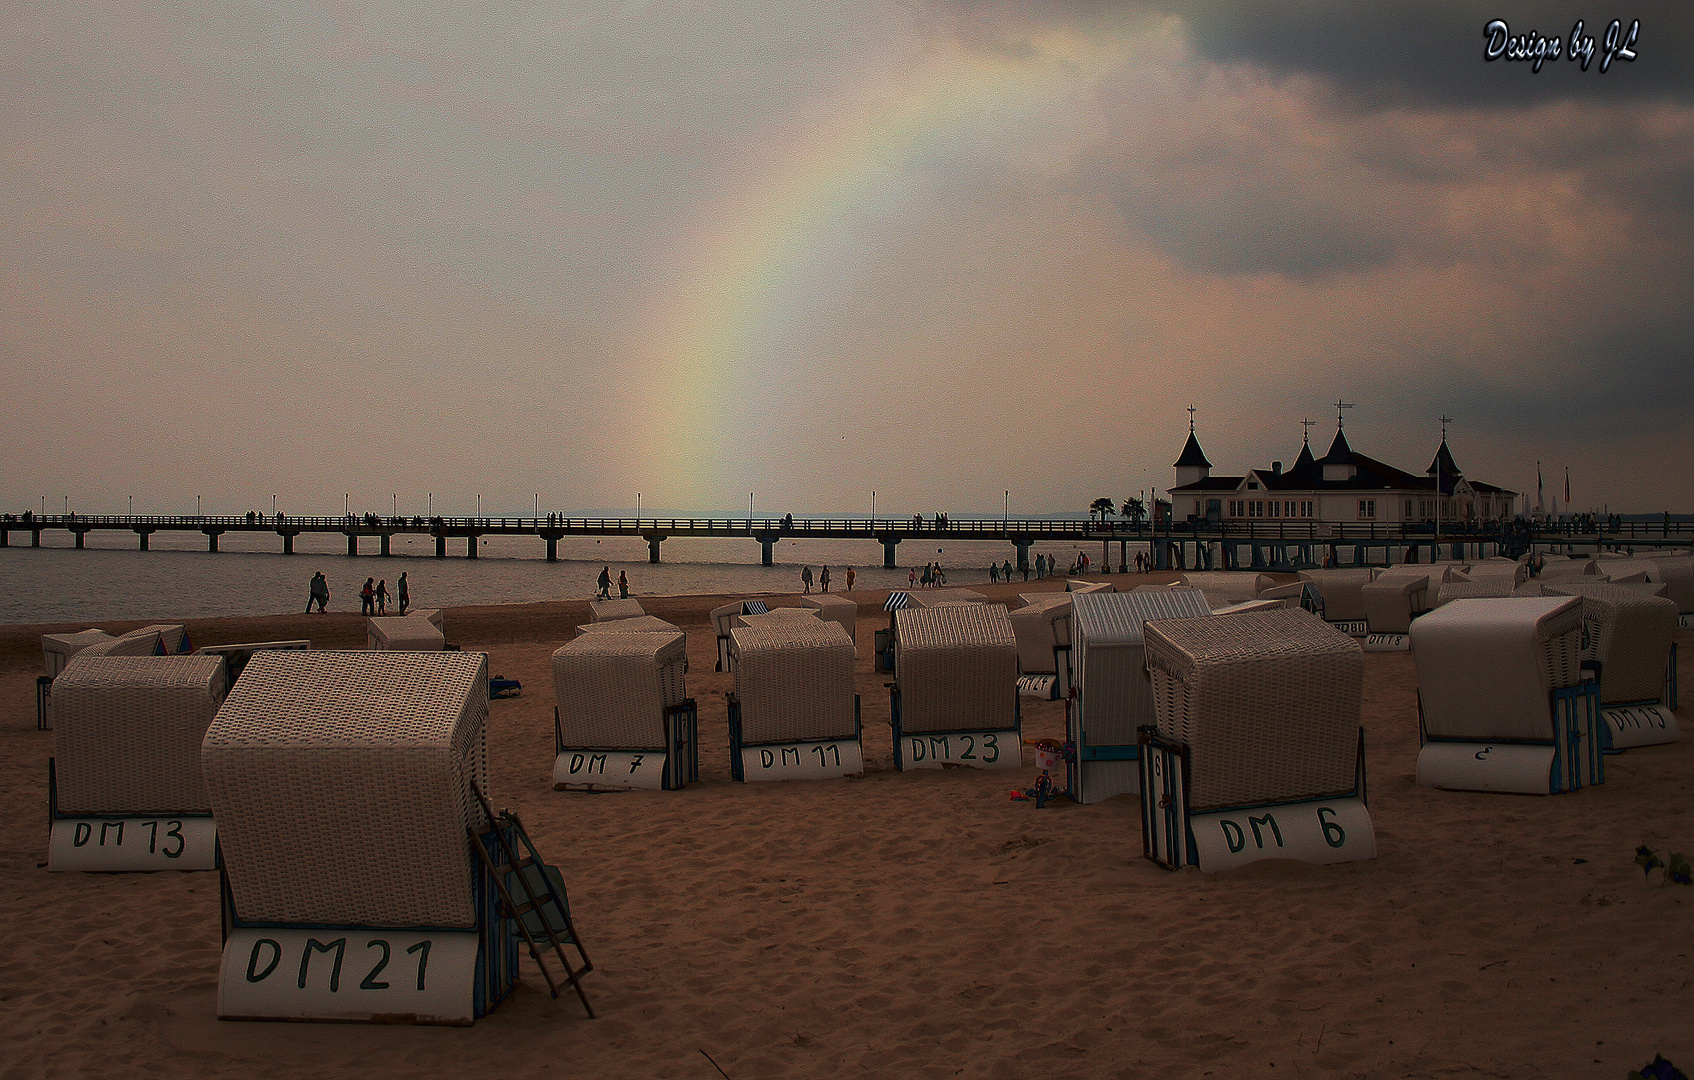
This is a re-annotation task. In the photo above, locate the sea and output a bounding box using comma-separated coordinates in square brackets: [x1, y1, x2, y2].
[0, 527, 1120, 625]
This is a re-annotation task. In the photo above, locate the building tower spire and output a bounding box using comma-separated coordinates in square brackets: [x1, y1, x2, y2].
[1187, 404, 1198, 433]
[1334, 399, 1354, 429]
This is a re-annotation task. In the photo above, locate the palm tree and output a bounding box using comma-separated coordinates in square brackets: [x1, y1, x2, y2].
[1122, 496, 1146, 527]
[1089, 497, 1116, 524]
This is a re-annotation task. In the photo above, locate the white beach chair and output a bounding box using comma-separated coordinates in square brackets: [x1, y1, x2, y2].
[1411, 596, 1600, 794]
[1177, 571, 1261, 608]
[800, 594, 858, 654]
[727, 620, 861, 781]
[1138, 608, 1374, 872]
[1298, 568, 1378, 633]
[48, 654, 228, 871]
[1008, 594, 1073, 700]
[1066, 580, 1115, 594]
[366, 615, 446, 651]
[589, 598, 645, 622]
[1542, 582, 1679, 748]
[891, 605, 1020, 771]
[551, 630, 695, 792]
[710, 599, 769, 670]
[1068, 588, 1212, 805]
[1627, 554, 1694, 621]
[192, 639, 312, 686]
[913, 588, 988, 607]
[576, 614, 681, 636]
[42, 629, 116, 678]
[70, 627, 167, 663]
[204, 650, 591, 1022]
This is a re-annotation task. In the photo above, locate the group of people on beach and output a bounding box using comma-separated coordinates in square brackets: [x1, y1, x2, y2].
[305, 571, 410, 615]
[909, 562, 947, 588]
[595, 566, 629, 600]
[799, 565, 854, 593]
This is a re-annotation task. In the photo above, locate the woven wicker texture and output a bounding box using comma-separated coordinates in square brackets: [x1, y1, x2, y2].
[736, 609, 822, 631]
[203, 650, 490, 928]
[729, 620, 857, 743]
[913, 588, 988, 607]
[1073, 589, 1213, 749]
[42, 630, 115, 677]
[575, 615, 682, 636]
[552, 631, 688, 750]
[1254, 581, 1306, 601]
[1362, 575, 1424, 634]
[1410, 596, 1585, 742]
[1628, 555, 1694, 613]
[1542, 584, 1676, 704]
[1144, 608, 1362, 813]
[1212, 598, 1290, 614]
[1177, 572, 1261, 606]
[72, 629, 164, 663]
[1437, 579, 1517, 605]
[365, 616, 445, 651]
[53, 655, 229, 815]
[1459, 561, 1529, 586]
[1009, 595, 1071, 674]
[406, 608, 446, 630]
[1538, 557, 1599, 579]
[800, 595, 858, 647]
[710, 601, 753, 637]
[894, 605, 1016, 732]
[589, 598, 646, 622]
[1541, 579, 1668, 600]
[1066, 581, 1114, 594]
[1298, 569, 1379, 622]
[122, 624, 189, 654]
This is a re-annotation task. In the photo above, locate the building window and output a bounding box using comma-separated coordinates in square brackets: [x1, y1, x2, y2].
[1405, 500, 1413, 517]
[1267, 500, 1280, 518]
[1301, 501, 1314, 518]
[1247, 481, 1260, 490]
[1358, 499, 1376, 519]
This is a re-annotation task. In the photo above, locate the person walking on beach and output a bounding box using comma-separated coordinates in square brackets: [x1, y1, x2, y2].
[361, 577, 375, 615]
[820, 565, 831, 593]
[397, 572, 409, 615]
[597, 566, 612, 600]
[989, 562, 999, 584]
[1002, 559, 1013, 583]
[801, 565, 814, 593]
[375, 579, 389, 615]
[306, 572, 329, 613]
[618, 570, 629, 599]
[908, 567, 916, 589]
[845, 566, 855, 592]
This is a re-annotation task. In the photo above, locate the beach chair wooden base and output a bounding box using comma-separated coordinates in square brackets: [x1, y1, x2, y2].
[1139, 728, 1375, 872]
[728, 695, 864, 781]
[552, 702, 698, 792]
[1363, 632, 1410, 651]
[46, 759, 218, 871]
[1415, 684, 1602, 794]
[889, 688, 1022, 771]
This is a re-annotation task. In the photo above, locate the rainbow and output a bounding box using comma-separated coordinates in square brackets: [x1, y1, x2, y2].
[628, 28, 1130, 504]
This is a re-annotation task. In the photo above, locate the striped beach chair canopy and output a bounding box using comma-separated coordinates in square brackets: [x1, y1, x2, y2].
[884, 591, 912, 611]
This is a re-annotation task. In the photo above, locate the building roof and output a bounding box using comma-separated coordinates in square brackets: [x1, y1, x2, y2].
[1173, 432, 1212, 469]
[1321, 428, 1355, 465]
[1292, 440, 1316, 470]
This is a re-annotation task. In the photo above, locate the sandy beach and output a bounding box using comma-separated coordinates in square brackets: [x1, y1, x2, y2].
[2, 577, 1691, 1079]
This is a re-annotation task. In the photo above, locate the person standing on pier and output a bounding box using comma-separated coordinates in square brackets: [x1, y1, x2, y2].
[375, 579, 389, 615]
[820, 566, 831, 593]
[397, 572, 409, 615]
[801, 565, 813, 593]
[306, 572, 329, 613]
[597, 566, 612, 600]
[618, 570, 629, 599]
[361, 577, 375, 615]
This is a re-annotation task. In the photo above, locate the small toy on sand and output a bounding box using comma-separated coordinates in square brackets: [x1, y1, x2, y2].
[1010, 738, 1071, 808]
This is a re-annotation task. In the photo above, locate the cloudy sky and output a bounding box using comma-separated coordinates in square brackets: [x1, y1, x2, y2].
[4, 1, 1690, 518]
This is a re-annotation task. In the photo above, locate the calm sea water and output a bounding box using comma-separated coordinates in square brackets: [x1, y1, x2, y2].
[0, 529, 1129, 624]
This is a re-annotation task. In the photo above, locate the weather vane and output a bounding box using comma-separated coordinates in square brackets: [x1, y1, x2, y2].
[1186, 404, 1198, 433]
[1439, 413, 1453, 441]
[1334, 399, 1355, 428]
[1301, 418, 1316, 443]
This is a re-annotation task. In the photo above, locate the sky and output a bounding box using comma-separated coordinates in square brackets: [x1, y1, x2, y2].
[3, 1, 1690, 519]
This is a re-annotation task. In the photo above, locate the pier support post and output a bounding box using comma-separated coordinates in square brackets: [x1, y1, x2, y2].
[346, 533, 358, 556]
[435, 535, 446, 558]
[467, 535, 478, 558]
[136, 529, 152, 551]
[204, 529, 223, 553]
[761, 539, 774, 565]
[545, 535, 558, 562]
[0, 530, 7, 548]
[1013, 539, 1031, 572]
[279, 531, 295, 554]
[379, 533, 391, 557]
[32, 530, 41, 547]
[645, 534, 665, 564]
[73, 529, 86, 549]
[1119, 540, 1128, 573]
[880, 536, 900, 569]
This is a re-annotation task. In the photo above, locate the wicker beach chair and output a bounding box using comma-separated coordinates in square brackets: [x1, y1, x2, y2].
[1542, 582, 1679, 748]
[1068, 588, 1212, 805]
[71, 627, 168, 663]
[1066, 580, 1115, 594]
[589, 598, 645, 622]
[48, 654, 228, 872]
[710, 599, 769, 670]
[192, 640, 312, 686]
[1537, 556, 1601, 581]
[1298, 568, 1379, 629]
[1176, 572, 1261, 608]
[727, 620, 861, 781]
[913, 588, 988, 607]
[891, 605, 1020, 770]
[1138, 608, 1374, 871]
[1410, 596, 1599, 794]
[367, 615, 446, 651]
[575, 614, 681, 636]
[1628, 554, 1694, 617]
[1436, 579, 1518, 606]
[551, 629, 695, 792]
[875, 592, 913, 673]
[1009, 594, 1073, 700]
[41, 630, 116, 677]
[800, 594, 858, 653]
[204, 649, 589, 1022]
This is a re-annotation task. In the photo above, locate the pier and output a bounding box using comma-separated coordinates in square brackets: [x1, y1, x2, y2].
[1, 513, 1685, 571]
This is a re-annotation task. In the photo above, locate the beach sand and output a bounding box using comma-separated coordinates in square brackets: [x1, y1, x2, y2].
[1, 577, 1690, 1079]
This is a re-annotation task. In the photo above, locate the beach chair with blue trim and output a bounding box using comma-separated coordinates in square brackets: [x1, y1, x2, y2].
[1542, 582, 1679, 749]
[1139, 608, 1375, 871]
[1009, 593, 1072, 701]
[203, 650, 592, 1023]
[1411, 595, 1600, 794]
[47, 654, 228, 871]
[875, 592, 912, 673]
[1069, 588, 1212, 804]
[727, 619, 862, 781]
[890, 605, 1021, 771]
[710, 600, 768, 671]
[551, 630, 696, 792]
[1297, 568, 1378, 636]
